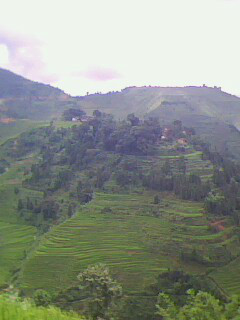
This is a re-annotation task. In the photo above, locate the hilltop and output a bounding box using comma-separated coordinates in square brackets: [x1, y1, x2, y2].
[0, 68, 76, 121]
[78, 85, 240, 125]
[1, 69, 240, 158]
[0, 68, 65, 99]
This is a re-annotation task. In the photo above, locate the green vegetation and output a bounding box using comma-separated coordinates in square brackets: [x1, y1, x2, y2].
[78, 86, 240, 159]
[0, 156, 39, 287]
[210, 256, 240, 296]
[0, 295, 85, 320]
[0, 102, 240, 319]
[19, 191, 236, 294]
[0, 112, 235, 301]
[77, 263, 122, 319]
[156, 290, 240, 320]
[0, 68, 63, 99]
[0, 120, 48, 145]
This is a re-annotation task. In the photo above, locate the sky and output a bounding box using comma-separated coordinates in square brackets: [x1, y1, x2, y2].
[0, 0, 240, 96]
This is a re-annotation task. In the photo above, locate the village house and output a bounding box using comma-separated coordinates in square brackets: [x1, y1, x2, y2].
[161, 127, 174, 141]
[177, 138, 188, 145]
[71, 115, 95, 123]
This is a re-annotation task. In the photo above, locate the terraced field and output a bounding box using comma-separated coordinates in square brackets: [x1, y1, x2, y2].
[0, 157, 39, 286]
[20, 192, 232, 294]
[135, 150, 213, 180]
[0, 120, 48, 145]
[0, 221, 35, 286]
[210, 254, 240, 296]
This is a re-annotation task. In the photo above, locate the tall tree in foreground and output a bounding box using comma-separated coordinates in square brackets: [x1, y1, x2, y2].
[77, 263, 122, 319]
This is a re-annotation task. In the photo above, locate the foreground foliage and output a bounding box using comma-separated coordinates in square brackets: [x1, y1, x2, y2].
[77, 263, 122, 319]
[157, 290, 240, 320]
[0, 295, 85, 320]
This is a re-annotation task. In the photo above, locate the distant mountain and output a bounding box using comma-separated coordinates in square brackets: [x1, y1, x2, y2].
[78, 86, 240, 159]
[0, 68, 64, 98]
[1, 68, 240, 158]
[78, 85, 240, 126]
[0, 68, 77, 120]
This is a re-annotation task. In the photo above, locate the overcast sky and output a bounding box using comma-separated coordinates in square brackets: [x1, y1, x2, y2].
[0, 0, 239, 96]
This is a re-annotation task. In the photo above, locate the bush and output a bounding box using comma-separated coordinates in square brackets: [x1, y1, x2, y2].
[33, 289, 52, 307]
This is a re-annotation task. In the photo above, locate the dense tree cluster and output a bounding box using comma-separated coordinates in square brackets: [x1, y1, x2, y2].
[143, 161, 210, 202]
[7, 111, 240, 229]
[62, 108, 86, 121]
[53, 265, 229, 320]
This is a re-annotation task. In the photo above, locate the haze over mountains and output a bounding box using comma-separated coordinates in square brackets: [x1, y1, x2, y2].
[1, 67, 240, 158]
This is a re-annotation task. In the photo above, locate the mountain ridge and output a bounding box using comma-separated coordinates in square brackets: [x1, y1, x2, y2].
[1, 67, 240, 158]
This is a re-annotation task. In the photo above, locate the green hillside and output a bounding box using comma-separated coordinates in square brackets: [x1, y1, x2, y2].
[19, 191, 235, 294]
[0, 156, 39, 287]
[0, 68, 63, 99]
[78, 86, 240, 124]
[1, 117, 235, 299]
[2, 71, 240, 318]
[1, 69, 240, 159]
[0, 68, 78, 121]
[78, 86, 240, 158]
[0, 120, 48, 145]
[0, 296, 85, 320]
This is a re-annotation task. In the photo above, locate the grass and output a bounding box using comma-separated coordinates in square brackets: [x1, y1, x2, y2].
[0, 157, 39, 286]
[0, 222, 36, 286]
[0, 120, 48, 145]
[53, 121, 82, 129]
[19, 192, 233, 294]
[133, 150, 213, 180]
[210, 254, 240, 296]
[0, 140, 235, 297]
[0, 296, 85, 320]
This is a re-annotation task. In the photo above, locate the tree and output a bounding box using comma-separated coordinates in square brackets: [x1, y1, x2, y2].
[177, 156, 186, 174]
[14, 187, 20, 195]
[162, 160, 172, 176]
[62, 108, 86, 121]
[93, 109, 102, 117]
[156, 290, 224, 320]
[77, 264, 122, 319]
[33, 289, 52, 307]
[127, 113, 140, 126]
[17, 199, 23, 211]
[67, 204, 73, 217]
[153, 195, 160, 204]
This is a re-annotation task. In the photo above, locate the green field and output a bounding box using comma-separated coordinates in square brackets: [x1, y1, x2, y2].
[135, 150, 213, 181]
[0, 125, 237, 298]
[19, 192, 233, 294]
[0, 296, 85, 320]
[0, 120, 48, 145]
[210, 255, 240, 296]
[0, 157, 39, 286]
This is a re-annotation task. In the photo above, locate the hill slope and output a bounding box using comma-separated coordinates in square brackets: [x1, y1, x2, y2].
[0, 68, 78, 121]
[77, 86, 240, 158]
[1, 69, 240, 158]
[0, 68, 64, 99]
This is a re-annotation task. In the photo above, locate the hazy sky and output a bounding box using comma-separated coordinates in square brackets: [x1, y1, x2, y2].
[0, 0, 239, 96]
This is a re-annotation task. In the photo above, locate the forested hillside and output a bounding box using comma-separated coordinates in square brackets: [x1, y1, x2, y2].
[78, 86, 240, 159]
[0, 68, 64, 98]
[0, 109, 240, 319]
[0, 68, 76, 120]
[1, 69, 240, 159]
[2, 69, 240, 318]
